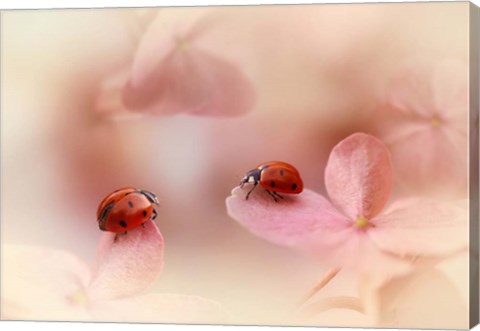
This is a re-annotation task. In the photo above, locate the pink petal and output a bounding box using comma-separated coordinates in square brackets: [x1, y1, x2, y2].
[1, 245, 91, 321]
[87, 221, 164, 301]
[385, 59, 468, 122]
[377, 60, 468, 196]
[129, 9, 212, 88]
[94, 68, 143, 119]
[226, 186, 351, 247]
[301, 228, 412, 284]
[386, 61, 437, 118]
[374, 268, 468, 328]
[122, 9, 255, 116]
[387, 128, 467, 196]
[123, 47, 256, 116]
[325, 133, 393, 220]
[90, 293, 229, 323]
[369, 198, 468, 257]
[430, 61, 468, 122]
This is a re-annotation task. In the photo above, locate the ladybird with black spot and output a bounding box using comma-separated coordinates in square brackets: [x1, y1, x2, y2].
[96, 187, 159, 241]
[240, 161, 304, 202]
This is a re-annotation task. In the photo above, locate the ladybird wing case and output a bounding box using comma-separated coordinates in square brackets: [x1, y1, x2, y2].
[104, 193, 154, 232]
[260, 165, 304, 194]
[96, 187, 137, 219]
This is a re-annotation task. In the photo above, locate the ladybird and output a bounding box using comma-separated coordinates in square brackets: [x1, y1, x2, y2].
[240, 161, 303, 202]
[96, 187, 159, 240]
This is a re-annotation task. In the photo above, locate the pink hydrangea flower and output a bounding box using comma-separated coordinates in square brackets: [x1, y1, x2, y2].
[375, 60, 468, 197]
[226, 133, 467, 285]
[1, 222, 227, 323]
[96, 8, 256, 117]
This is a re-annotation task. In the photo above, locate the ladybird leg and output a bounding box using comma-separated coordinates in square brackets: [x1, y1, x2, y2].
[151, 209, 158, 220]
[265, 189, 278, 202]
[273, 191, 284, 199]
[245, 182, 258, 200]
[113, 231, 128, 243]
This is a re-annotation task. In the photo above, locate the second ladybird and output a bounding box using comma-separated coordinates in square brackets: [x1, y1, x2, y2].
[240, 161, 303, 202]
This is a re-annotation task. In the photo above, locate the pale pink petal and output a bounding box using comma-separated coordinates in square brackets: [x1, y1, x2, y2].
[374, 268, 468, 328]
[301, 228, 412, 284]
[385, 59, 467, 120]
[87, 221, 164, 301]
[129, 8, 213, 87]
[94, 68, 144, 119]
[325, 133, 393, 220]
[123, 47, 256, 116]
[430, 60, 468, 122]
[369, 198, 468, 257]
[226, 186, 351, 247]
[387, 128, 467, 196]
[90, 293, 229, 324]
[122, 8, 255, 116]
[376, 60, 468, 196]
[386, 61, 437, 118]
[1, 245, 91, 321]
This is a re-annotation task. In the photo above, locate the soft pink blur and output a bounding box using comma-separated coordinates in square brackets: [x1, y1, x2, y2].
[1, 3, 471, 328]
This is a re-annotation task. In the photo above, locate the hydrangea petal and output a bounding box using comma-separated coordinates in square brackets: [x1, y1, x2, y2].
[385, 59, 468, 122]
[90, 293, 229, 324]
[226, 186, 351, 247]
[325, 133, 393, 220]
[122, 8, 255, 116]
[123, 47, 256, 116]
[301, 228, 412, 285]
[378, 60, 468, 196]
[369, 198, 468, 257]
[129, 8, 212, 88]
[375, 268, 468, 328]
[388, 128, 467, 196]
[1, 245, 91, 321]
[87, 221, 164, 301]
[386, 61, 437, 118]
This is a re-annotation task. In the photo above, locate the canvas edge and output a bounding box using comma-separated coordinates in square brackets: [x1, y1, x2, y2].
[469, 1, 480, 330]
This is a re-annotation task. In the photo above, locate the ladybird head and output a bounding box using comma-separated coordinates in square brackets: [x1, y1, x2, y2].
[240, 168, 261, 187]
[139, 190, 160, 205]
[97, 202, 114, 231]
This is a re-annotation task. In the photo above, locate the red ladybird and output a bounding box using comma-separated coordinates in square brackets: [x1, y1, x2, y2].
[96, 187, 159, 239]
[240, 161, 303, 202]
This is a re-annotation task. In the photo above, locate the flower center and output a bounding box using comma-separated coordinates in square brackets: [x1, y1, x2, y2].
[176, 38, 189, 51]
[354, 216, 369, 229]
[67, 289, 88, 306]
[430, 115, 442, 127]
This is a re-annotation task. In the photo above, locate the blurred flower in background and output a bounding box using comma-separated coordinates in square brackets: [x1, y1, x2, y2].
[97, 8, 256, 117]
[374, 59, 468, 198]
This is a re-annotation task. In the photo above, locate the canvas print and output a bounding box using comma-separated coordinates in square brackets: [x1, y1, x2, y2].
[1, 2, 478, 329]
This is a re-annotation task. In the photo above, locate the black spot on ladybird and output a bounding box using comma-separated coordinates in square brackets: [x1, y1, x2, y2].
[280, 169, 284, 176]
[142, 210, 147, 217]
[119, 220, 127, 228]
[270, 181, 276, 188]
[291, 183, 297, 191]
[128, 201, 134, 208]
